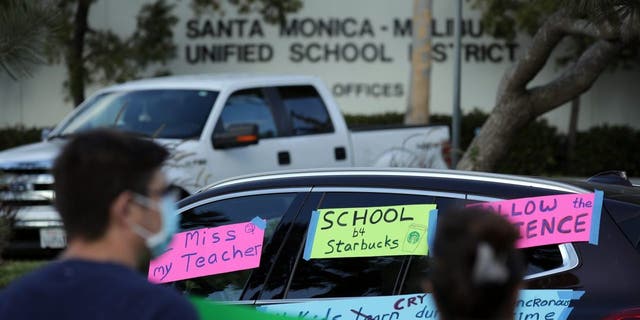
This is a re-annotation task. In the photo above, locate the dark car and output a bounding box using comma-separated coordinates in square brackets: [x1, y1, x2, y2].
[170, 168, 640, 319]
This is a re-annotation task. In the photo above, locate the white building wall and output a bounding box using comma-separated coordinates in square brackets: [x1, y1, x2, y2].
[1, 0, 638, 131]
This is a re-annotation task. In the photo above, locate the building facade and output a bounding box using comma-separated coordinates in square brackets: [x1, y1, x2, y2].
[1, 0, 638, 131]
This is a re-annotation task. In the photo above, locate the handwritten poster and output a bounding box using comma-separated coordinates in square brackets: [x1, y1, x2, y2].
[468, 191, 603, 248]
[148, 217, 265, 283]
[258, 290, 585, 320]
[303, 204, 438, 260]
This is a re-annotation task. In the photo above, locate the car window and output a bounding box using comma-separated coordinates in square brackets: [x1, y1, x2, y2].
[215, 88, 279, 139]
[277, 86, 334, 135]
[174, 193, 299, 301]
[401, 196, 566, 294]
[284, 191, 436, 299]
[400, 196, 473, 294]
[606, 199, 640, 253]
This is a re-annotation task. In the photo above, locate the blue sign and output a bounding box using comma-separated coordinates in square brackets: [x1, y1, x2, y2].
[258, 290, 584, 320]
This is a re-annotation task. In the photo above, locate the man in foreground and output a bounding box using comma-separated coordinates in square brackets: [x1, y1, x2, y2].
[0, 129, 198, 320]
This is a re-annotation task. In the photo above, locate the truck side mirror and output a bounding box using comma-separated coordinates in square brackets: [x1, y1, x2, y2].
[212, 124, 259, 149]
[41, 128, 52, 141]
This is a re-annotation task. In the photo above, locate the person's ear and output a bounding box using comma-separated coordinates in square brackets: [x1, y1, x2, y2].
[110, 191, 133, 227]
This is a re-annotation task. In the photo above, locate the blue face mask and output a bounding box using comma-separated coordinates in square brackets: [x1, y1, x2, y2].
[130, 193, 179, 258]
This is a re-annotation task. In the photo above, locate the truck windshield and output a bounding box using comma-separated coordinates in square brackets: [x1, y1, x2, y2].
[56, 89, 218, 139]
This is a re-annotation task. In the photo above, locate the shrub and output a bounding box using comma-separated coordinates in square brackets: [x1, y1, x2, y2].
[343, 110, 639, 177]
[494, 118, 563, 176]
[0, 197, 18, 258]
[0, 215, 11, 260]
[0, 126, 43, 151]
[571, 125, 640, 177]
[343, 112, 404, 127]
[0, 260, 46, 288]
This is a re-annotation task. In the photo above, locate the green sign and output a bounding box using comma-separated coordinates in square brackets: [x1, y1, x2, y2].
[190, 296, 299, 320]
[303, 204, 438, 260]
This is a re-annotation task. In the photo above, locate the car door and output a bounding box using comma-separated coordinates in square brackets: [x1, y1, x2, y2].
[255, 187, 582, 304]
[170, 189, 309, 303]
[256, 188, 450, 303]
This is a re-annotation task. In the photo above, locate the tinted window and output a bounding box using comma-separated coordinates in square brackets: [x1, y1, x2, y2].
[462, 199, 565, 277]
[278, 86, 333, 135]
[521, 245, 563, 275]
[606, 199, 640, 252]
[215, 89, 278, 138]
[401, 197, 472, 294]
[403, 246, 565, 294]
[175, 193, 298, 301]
[401, 196, 565, 294]
[59, 90, 217, 139]
[285, 192, 436, 299]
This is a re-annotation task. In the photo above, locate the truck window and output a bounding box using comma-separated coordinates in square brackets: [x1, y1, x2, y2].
[215, 89, 279, 139]
[277, 86, 334, 136]
[57, 90, 218, 139]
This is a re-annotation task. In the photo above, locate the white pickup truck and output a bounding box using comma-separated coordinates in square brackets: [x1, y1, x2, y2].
[0, 74, 449, 255]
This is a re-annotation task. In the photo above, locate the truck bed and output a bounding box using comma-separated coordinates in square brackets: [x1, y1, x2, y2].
[350, 125, 450, 169]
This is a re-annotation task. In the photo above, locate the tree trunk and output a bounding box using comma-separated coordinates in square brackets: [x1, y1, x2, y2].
[68, 0, 90, 107]
[457, 95, 535, 171]
[456, 9, 622, 172]
[405, 0, 432, 125]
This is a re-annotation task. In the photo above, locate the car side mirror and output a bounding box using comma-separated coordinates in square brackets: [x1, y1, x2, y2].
[212, 124, 259, 149]
[41, 128, 52, 141]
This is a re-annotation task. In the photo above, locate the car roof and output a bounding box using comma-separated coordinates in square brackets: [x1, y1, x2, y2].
[180, 168, 593, 208]
[101, 73, 320, 92]
[553, 177, 640, 206]
[205, 168, 586, 191]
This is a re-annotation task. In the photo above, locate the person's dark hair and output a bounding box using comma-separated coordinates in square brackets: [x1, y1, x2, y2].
[431, 206, 525, 320]
[53, 129, 168, 241]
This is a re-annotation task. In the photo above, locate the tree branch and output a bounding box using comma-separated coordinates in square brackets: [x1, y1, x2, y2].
[497, 10, 569, 97]
[497, 11, 621, 99]
[529, 39, 623, 115]
[557, 19, 619, 40]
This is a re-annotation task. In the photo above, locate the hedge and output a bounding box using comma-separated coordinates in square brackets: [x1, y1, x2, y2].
[343, 110, 639, 177]
[0, 126, 42, 151]
[0, 260, 46, 288]
[571, 125, 640, 177]
[0, 113, 638, 177]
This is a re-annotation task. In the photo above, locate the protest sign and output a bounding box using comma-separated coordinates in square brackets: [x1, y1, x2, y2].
[148, 217, 265, 283]
[258, 290, 584, 320]
[468, 191, 603, 248]
[303, 204, 437, 260]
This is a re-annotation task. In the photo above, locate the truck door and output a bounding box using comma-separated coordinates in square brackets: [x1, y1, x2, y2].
[205, 87, 288, 182]
[269, 85, 352, 169]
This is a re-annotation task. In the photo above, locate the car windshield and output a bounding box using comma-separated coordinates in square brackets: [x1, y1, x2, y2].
[56, 89, 218, 139]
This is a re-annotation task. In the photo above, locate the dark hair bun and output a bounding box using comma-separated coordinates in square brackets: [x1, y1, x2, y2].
[431, 206, 525, 319]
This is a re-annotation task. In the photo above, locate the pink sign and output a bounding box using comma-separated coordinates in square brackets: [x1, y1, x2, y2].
[468, 191, 603, 248]
[148, 217, 265, 283]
